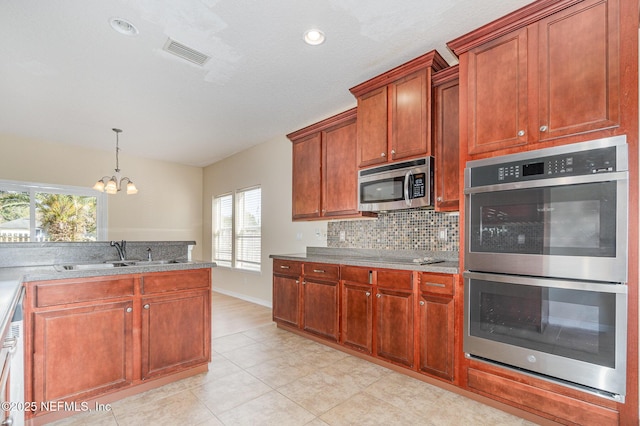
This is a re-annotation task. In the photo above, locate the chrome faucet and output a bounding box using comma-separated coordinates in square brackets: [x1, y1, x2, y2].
[110, 240, 126, 261]
[146, 247, 152, 261]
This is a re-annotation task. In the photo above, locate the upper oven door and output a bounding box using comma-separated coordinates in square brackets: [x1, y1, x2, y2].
[464, 172, 628, 283]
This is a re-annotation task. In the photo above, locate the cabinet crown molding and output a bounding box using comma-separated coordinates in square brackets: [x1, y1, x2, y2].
[287, 108, 357, 142]
[349, 50, 449, 97]
[447, 0, 585, 55]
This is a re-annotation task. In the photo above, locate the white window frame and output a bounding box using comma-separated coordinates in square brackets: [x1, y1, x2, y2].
[0, 179, 108, 241]
[212, 185, 262, 272]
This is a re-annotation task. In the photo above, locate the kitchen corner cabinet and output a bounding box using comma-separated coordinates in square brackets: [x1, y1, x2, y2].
[288, 108, 375, 221]
[432, 66, 460, 212]
[350, 50, 449, 168]
[374, 269, 414, 368]
[24, 268, 211, 419]
[449, 0, 621, 157]
[417, 273, 455, 381]
[340, 266, 373, 354]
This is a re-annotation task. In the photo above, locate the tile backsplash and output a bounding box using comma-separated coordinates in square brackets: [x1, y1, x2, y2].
[327, 209, 460, 252]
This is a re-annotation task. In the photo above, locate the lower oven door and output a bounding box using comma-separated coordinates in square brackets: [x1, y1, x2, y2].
[464, 271, 627, 399]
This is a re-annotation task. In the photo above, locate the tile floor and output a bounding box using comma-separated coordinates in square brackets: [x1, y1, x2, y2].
[48, 292, 540, 426]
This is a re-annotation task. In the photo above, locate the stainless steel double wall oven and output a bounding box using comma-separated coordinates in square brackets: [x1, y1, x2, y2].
[463, 136, 629, 400]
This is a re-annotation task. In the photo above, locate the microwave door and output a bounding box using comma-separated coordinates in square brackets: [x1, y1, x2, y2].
[404, 171, 412, 208]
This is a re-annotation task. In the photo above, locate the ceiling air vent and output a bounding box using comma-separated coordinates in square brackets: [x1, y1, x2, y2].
[162, 38, 210, 66]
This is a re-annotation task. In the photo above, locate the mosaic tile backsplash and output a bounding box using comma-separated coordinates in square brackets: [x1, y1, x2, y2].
[327, 209, 460, 252]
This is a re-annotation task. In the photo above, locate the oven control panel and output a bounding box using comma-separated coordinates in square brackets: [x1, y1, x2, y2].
[469, 143, 623, 187]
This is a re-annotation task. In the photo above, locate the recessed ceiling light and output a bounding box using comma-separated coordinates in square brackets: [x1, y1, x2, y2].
[109, 17, 139, 36]
[303, 29, 325, 45]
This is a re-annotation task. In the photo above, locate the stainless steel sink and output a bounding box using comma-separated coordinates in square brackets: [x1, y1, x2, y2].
[54, 259, 185, 271]
[54, 263, 116, 271]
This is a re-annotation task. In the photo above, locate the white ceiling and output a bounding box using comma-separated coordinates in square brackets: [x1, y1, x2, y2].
[0, 0, 532, 167]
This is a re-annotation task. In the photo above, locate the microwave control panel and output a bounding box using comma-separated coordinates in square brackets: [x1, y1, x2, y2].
[470, 144, 622, 187]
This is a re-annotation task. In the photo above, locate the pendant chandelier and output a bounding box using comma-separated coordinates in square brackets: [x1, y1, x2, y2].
[93, 128, 138, 195]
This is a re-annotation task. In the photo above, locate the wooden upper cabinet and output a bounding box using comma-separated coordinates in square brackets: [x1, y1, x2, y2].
[350, 50, 449, 168]
[465, 28, 529, 155]
[356, 87, 388, 167]
[449, 0, 622, 158]
[288, 108, 375, 221]
[291, 132, 322, 219]
[432, 66, 460, 212]
[536, 0, 619, 141]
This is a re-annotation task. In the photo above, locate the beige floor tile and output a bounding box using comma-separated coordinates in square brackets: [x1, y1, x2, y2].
[212, 332, 259, 353]
[425, 392, 534, 425]
[192, 370, 272, 415]
[112, 389, 217, 426]
[277, 368, 366, 415]
[319, 392, 427, 426]
[216, 390, 316, 426]
[221, 341, 288, 369]
[46, 408, 118, 426]
[244, 354, 319, 388]
[319, 355, 392, 388]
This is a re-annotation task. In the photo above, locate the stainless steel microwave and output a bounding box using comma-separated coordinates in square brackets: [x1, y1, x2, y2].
[358, 157, 434, 212]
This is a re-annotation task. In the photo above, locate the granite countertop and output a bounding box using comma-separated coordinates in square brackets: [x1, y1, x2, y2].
[270, 247, 459, 274]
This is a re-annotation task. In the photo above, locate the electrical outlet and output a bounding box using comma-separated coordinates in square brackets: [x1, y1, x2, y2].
[438, 228, 448, 241]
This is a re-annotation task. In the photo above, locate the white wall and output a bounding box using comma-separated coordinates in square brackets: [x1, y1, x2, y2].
[0, 133, 204, 259]
[203, 135, 327, 306]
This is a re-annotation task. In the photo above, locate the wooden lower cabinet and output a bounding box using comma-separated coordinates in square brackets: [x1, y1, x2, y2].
[417, 273, 455, 381]
[375, 270, 414, 368]
[302, 276, 339, 341]
[141, 290, 210, 379]
[272, 260, 302, 327]
[340, 266, 373, 353]
[32, 300, 134, 404]
[24, 268, 212, 420]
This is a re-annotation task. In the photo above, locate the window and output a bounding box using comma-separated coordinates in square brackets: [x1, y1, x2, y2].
[212, 186, 261, 271]
[0, 180, 107, 242]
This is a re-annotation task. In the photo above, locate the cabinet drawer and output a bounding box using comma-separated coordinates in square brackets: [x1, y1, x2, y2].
[376, 269, 413, 291]
[33, 276, 135, 308]
[341, 266, 372, 285]
[141, 269, 211, 294]
[304, 263, 339, 281]
[420, 273, 454, 296]
[273, 259, 302, 276]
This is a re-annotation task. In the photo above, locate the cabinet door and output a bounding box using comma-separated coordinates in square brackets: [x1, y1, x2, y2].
[357, 87, 388, 167]
[391, 69, 430, 160]
[375, 288, 414, 367]
[467, 27, 529, 155]
[341, 281, 373, 353]
[302, 278, 339, 341]
[536, 0, 619, 141]
[418, 293, 454, 381]
[32, 301, 133, 409]
[434, 75, 460, 211]
[141, 290, 211, 380]
[273, 274, 300, 327]
[292, 133, 322, 219]
[322, 120, 359, 217]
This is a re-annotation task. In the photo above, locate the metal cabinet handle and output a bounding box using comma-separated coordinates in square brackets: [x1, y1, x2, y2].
[143, 304, 150, 310]
[419, 301, 425, 306]
[540, 125, 548, 132]
[302, 281, 306, 285]
[365, 291, 371, 297]
[280, 265, 290, 269]
[126, 307, 133, 313]
[436, 196, 443, 202]
[381, 152, 386, 157]
[312, 269, 325, 273]
[517, 130, 525, 137]
[376, 293, 381, 298]
[295, 280, 299, 284]
[391, 149, 396, 155]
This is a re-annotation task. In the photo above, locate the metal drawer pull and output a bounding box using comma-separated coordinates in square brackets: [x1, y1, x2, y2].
[280, 265, 290, 269]
[424, 282, 446, 288]
[126, 307, 133, 313]
[143, 304, 150, 309]
[365, 292, 371, 297]
[376, 294, 381, 298]
[312, 269, 325, 273]
[419, 301, 425, 306]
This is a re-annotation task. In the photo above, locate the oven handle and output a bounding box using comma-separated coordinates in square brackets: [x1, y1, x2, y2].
[464, 171, 627, 194]
[463, 271, 628, 294]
